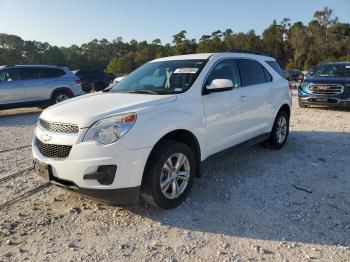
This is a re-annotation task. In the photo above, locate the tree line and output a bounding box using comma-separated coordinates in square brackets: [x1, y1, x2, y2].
[0, 7, 349, 75]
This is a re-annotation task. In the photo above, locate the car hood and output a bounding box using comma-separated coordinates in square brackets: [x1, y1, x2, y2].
[40, 92, 177, 128]
[304, 76, 350, 85]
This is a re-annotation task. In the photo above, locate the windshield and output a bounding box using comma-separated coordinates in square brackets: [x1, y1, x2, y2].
[312, 64, 350, 77]
[111, 59, 207, 95]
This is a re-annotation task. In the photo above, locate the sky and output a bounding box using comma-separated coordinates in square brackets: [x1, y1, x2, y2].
[0, 0, 349, 47]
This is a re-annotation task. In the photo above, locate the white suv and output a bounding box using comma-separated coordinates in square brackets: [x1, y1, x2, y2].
[32, 51, 291, 209]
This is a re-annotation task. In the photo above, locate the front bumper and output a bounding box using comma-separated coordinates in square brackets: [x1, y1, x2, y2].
[298, 88, 350, 108]
[53, 180, 140, 205]
[32, 125, 151, 205]
[298, 96, 350, 107]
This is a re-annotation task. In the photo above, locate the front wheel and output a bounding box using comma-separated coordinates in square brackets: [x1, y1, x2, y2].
[266, 111, 289, 150]
[141, 140, 196, 209]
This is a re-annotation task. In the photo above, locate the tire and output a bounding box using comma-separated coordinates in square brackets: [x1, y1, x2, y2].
[265, 111, 289, 150]
[52, 91, 72, 105]
[141, 140, 196, 209]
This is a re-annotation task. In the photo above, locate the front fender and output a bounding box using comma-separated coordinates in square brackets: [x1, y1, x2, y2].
[119, 99, 206, 158]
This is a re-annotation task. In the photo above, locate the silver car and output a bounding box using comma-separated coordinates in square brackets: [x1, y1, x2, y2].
[0, 65, 83, 109]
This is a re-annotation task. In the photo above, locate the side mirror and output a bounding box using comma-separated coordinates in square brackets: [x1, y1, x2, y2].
[206, 79, 234, 93]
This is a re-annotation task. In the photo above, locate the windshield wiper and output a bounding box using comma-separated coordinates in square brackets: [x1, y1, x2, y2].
[125, 89, 159, 95]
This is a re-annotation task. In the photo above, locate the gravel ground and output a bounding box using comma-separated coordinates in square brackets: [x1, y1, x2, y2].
[0, 92, 349, 261]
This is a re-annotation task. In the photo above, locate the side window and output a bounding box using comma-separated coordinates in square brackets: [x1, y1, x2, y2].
[262, 66, 273, 82]
[40, 68, 65, 78]
[237, 59, 266, 86]
[205, 59, 241, 88]
[19, 68, 41, 80]
[0, 69, 20, 82]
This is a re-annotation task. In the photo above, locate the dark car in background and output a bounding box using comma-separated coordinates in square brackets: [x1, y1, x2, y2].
[285, 69, 303, 81]
[73, 70, 115, 92]
[298, 62, 350, 108]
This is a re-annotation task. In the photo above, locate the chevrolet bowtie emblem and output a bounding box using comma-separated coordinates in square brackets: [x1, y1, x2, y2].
[40, 133, 52, 143]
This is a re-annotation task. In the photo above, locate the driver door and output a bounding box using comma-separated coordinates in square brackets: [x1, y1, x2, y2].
[0, 68, 25, 105]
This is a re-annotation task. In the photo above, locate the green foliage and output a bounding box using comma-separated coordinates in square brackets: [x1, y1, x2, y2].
[0, 7, 349, 72]
[106, 53, 135, 75]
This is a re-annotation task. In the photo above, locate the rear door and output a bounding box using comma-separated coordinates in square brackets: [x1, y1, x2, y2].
[21, 67, 61, 101]
[203, 59, 253, 155]
[0, 68, 25, 105]
[236, 59, 274, 137]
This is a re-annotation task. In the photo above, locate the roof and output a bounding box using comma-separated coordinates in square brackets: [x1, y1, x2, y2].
[0, 64, 60, 68]
[151, 53, 215, 62]
[151, 52, 274, 63]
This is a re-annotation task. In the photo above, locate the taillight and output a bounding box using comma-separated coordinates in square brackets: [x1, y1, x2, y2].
[74, 79, 81, 85]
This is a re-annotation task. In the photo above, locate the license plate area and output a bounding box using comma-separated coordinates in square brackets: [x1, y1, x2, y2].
[33, 159, 53, 181]
[316, 97, 328, 102]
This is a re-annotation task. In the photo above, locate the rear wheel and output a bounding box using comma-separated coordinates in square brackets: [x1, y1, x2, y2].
[141, 140, 196, 209]
[265, 111, 289, 150]
[52, 91, 72, 104]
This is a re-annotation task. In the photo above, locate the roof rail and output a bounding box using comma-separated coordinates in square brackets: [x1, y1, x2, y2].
[3, 64, 15, 67]
[227, 49, 270, 57]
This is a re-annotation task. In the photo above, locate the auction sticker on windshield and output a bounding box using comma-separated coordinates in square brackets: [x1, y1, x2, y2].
[174, 68, 199, 74]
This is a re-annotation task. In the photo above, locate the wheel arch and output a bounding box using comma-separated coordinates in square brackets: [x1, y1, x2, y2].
[144, 129, 202, 178]
[51, 87, 74, 100]
[278, 103, 291, 118]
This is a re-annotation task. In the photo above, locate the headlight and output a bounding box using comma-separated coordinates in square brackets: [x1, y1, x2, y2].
[83, 113, 136, 144]
[301, 82, 309, 88]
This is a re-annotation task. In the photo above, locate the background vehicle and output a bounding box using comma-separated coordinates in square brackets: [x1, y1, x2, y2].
[303, 66, 317, 80]
[285, 69, 303, 81]
[0, 65, 82, 109]
[33, 51, 291, 209]
[73, 70, 114, 92]
[298, 62, 350, 108]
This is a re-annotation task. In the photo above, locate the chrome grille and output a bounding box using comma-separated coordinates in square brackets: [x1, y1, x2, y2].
[39, 119, 79, 133]
[308, 84, 344, 95]
[35, 137, 72, 159]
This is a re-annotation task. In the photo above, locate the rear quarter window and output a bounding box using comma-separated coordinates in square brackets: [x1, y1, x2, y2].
[266, 61, 285, 78]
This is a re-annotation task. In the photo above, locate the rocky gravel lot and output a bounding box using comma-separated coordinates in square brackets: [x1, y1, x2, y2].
[0, 93, 349, 261]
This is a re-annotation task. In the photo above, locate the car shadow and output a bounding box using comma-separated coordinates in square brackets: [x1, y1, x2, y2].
[0, 111, 41, 127]
[124, 130, 350, 247]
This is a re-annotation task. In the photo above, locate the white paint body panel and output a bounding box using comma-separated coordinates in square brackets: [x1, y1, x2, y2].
[33, 52, 291, 191]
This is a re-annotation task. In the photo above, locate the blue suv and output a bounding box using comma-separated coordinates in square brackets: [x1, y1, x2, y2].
[298, 62, 350, 108]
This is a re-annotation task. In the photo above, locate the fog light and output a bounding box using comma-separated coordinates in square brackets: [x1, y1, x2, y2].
[83, 165, 117, 185]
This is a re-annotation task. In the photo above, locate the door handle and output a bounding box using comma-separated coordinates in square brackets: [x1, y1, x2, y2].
[239, 95, 247, 102]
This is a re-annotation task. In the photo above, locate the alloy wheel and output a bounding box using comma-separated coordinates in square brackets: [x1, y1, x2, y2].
[160, 153, 190, 199]
[276, 116, 287, 144]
